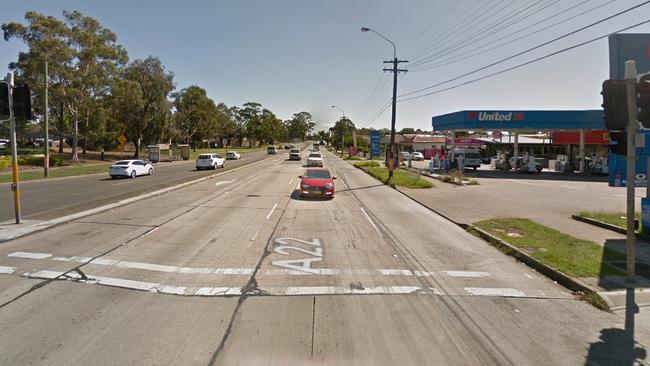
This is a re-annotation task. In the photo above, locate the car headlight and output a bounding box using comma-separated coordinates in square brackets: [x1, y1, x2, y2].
[325, 183, 333, 189]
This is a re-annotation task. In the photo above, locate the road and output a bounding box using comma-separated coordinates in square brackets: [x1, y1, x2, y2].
[0, 150, 645, 365]
[0, 150, 269, 222]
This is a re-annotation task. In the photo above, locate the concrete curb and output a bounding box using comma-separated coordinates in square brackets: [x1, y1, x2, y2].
[0, 154, 277, 244]
[571, 214, 645, 238]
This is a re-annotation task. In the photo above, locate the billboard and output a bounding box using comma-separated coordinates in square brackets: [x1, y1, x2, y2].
[609, 34, 650, 79]
[370, 130, 381, 157]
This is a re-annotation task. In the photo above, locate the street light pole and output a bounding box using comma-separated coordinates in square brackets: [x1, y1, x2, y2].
[361, 27, 408, 179]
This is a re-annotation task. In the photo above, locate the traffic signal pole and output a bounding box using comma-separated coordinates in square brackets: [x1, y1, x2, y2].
[624, 61, 637, 282]
[7, 72, 21, 224]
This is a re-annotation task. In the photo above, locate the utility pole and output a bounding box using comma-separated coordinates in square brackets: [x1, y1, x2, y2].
[383, 57, 408, 178]
[7, 72, 21, 224]
[44, 61, 49, 177]
[624, 60, 637, 282]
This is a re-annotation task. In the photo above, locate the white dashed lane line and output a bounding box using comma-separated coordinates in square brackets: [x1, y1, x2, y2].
[266, 203, 278, 220]
[8, 252, 52, 259]
[0, 266, 16, 274]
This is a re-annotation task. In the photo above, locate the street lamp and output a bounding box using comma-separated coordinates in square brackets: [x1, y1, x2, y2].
[331, 105, 345, 119]
[361, 26, 407, 179]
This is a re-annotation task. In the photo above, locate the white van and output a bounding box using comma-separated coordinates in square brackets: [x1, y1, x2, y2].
[449, 149, 482, 170]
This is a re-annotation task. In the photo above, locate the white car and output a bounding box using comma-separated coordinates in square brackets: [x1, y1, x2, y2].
[196, 153, 225, 170]
[306, 152, 323, 167]
[226, 151, 241, 160]
[109, 160, 154, 179]
[411, 152, 424, 161]
[0, 139, 9, 148]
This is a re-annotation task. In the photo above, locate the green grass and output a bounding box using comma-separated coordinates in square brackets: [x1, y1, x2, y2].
[474, 218, 625, 278]
[345, 155, 362, 160]
[355, 163, 433, 189]
[578, 211, 640, 229]
[0, 163, 112, 183]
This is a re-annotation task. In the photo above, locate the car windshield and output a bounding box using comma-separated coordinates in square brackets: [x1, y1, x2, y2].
[114, 161, 130, 165]
[291, 149, 300, 153]
[303, 170, 331, 179]
[198, 155, 212, 159]
[227, 152, 235, 155]
[309, 153, 321, 158]
[466, 152, 480, 158]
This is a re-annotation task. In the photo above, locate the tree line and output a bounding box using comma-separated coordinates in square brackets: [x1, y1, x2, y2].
[2, 11, 316, 159]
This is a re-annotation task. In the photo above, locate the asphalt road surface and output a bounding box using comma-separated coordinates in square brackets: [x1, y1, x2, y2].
[0, 150, 270, 222]
[0, 150, 646, 365]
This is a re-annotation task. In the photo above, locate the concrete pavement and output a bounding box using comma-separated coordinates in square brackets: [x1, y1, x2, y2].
[0, 150, 646, 365]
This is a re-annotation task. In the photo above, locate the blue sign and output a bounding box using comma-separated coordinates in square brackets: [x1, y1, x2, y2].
[370, 130, 381, 157]
[609, 34, 650, 79]
[432, 110, 604, 131]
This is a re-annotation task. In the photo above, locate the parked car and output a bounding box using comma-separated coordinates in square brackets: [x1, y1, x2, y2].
[267, 146, 278, 154]
[195, 153, 225, 170]
[299, 168, 336, 199]
[401, 151, 411, 161]
[226, 151, 241, 160]
[0, 139, 9, 148]
[289, 148, 301, 161]
[411, 152, 424, 161]
[109, 160, 154, 179]
[306, 152, 323, 167]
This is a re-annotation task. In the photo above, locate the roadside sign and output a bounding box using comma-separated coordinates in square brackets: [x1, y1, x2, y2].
[370, 130, 381, 157]
[117, 134, 127, 145]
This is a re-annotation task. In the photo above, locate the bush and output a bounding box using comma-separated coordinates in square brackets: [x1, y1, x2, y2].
[17, 155, 65, 167]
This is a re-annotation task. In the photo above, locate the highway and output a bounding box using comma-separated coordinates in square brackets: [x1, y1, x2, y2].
[0, 150, 269, 222]
[0, 150, 643, 365]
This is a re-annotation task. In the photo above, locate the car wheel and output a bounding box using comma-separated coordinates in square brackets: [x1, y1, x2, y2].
[110, 175, 117, 179]
[221, 162, 225, 168]
[148, 168, 154, 175]
[130, 170, 137, 179]
[212, 163, 217, 170]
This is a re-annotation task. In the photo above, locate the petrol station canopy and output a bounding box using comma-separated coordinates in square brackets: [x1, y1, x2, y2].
[432, 110, 605, 131]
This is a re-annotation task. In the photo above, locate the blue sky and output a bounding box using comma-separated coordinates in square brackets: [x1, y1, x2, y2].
[2, 0, 650, 131]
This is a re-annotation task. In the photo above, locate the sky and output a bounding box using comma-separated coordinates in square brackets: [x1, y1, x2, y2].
[2, 0, 650, 132]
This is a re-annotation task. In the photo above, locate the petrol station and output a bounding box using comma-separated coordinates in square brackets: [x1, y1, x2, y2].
[431, 109, 612, 173]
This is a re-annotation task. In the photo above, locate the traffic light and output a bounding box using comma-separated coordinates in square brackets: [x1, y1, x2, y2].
[0, 81, 9, 120]
[12, 85, 32, 121]
[602, 79, 629, 131]
[638, 74, 650, 128]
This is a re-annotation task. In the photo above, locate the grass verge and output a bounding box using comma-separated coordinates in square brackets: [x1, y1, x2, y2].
[353, 161, 433, 189]
[0, 163, 112, 183]
[577, 211, 640, 229]
[474, 218, 625, 278]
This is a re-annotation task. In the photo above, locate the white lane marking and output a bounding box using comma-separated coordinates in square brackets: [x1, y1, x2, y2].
[339, 178, 348, 190]
[8, 252, 52, 259]
[25, 270, 64, 279]
[142, 227, 159, 237]
[215, 179, 236, 186]
[263, 268, 433, 277]
[0, 266, 16, 274]
[195, 287, 242, 296]
[464, 287, 526, 298]
[261, 286, 441, 296]
[288, 177, 294, 185]
[445, 271, 490, 278]
[250, 230, 260, 241]
[266, 203, 278, 220]
[524, 273, 534, 279]
[359, 207, 382, 237]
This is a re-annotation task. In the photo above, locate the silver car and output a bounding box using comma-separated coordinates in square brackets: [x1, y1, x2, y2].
[109, 160, 154, 179]
[196, 153, 225, 170]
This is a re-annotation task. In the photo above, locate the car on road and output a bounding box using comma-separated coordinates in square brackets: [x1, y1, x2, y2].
[289, 148, 301, 161]
[109, 160, 154, 179]
[195, 153, 225, 170]
[0, 139, 9, 148]
[226, 151, 241, 160]
[299, 167, 336, 199]
[267, 146, 278, 154]
[306, 152, 323, 167]
[411, 152, 424, 161]
[401, 151, 411, 161]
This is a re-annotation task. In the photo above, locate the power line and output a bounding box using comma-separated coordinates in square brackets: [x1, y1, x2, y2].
[401, 0, 465, 56]
[399, 18, 650, 102]
[411, 0, 610, 73]
[400, 0, 650, 98]
[356, 75, 391, 123]
[409, 0, 561, 69]
[354, 72, 389, 121]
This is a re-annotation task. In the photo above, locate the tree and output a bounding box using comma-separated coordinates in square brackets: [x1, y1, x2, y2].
[329, 117, 355, 149]
[285, 111, 315, 142]
[173, 85, 217, 149]
[113, 56, 174, 157]
[399, 127, 415, 135]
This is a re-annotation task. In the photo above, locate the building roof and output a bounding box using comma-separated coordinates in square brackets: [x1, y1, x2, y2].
[400, 134, 446, 144]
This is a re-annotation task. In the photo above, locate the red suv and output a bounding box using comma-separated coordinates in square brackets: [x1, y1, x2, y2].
[299, 168, 336, 199]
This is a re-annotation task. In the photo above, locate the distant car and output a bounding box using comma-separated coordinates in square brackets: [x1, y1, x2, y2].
[226, 151, 241, 160]
[411, 152, 424, 161]
[306, 152, 323, 167]
[267, 146, 278, 154]
[284, 144, 291, 150]
[109, 160, 154, 179]
[0, 139, 9, 148]
[195, 153, 225, 170]
[401, 152, 411, 161]
[289, 148, 301, 161]
[299, 168, 336, 199]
